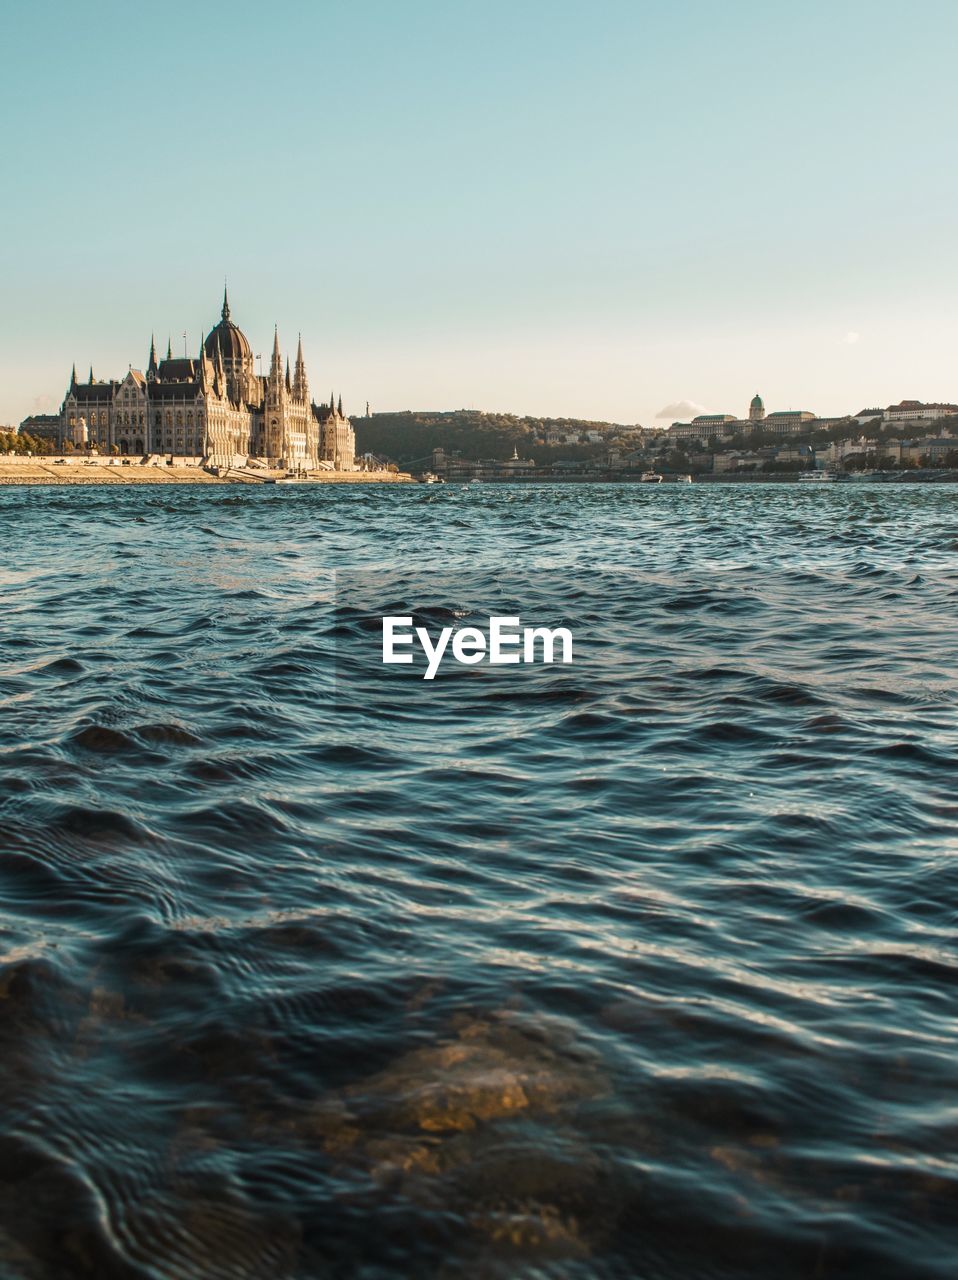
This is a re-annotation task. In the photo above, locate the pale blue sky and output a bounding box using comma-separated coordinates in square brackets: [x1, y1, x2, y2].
[2, 0, 956, 427]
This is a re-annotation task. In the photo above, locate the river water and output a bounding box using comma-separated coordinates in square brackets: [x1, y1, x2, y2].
[0, 482, 956, 1278]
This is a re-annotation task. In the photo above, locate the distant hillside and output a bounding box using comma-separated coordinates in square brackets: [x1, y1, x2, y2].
[353, 410, 640, 466]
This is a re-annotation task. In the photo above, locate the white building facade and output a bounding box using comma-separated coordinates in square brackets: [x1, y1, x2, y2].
[59, 291, 356, 470]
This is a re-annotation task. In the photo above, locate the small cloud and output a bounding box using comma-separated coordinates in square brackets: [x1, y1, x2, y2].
[842, 331, 860, 345]
[656, 399, 706, 420]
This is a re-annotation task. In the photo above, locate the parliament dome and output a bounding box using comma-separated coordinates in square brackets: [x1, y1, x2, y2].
[204, 288, 252, 363]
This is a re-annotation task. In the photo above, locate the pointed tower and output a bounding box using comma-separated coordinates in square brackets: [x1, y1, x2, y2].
[222, 282, 231, 321]
[269, 327, 283, 379]
[294, 334, 307, 401]
[215, 340, 227, 397]
[147, 336, 158, 380]
[198, 335, 210, 392]
[166, 338, 173, 361]
[70, 363, 77, 391]
[88, 366, 95, 385]
[196, 336, 212, 457]
[337, 395, 343, 416]
[285, 356, 291, 393]
[265, 327, 287, 466]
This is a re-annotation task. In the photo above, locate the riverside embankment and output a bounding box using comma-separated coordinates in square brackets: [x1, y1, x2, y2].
[0, 457, 412, 484]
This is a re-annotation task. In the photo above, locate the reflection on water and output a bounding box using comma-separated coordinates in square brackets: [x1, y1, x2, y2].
[0, 482, 956, 1278]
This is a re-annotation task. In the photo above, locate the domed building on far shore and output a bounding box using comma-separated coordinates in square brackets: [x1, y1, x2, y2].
[59, 289, 356, 470]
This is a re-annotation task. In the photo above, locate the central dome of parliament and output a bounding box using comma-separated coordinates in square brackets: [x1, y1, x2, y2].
[204, 288, 252, 363]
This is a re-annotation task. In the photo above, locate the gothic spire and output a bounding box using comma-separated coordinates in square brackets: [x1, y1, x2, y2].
[337, 395, 343, 416]
[166, 337, 172, 360]
[88, 365, 94, 384]
[70, 363, 77, 391]
[198, 338, 209, 391]
[148, 335, 158, 378]
[293, 333, 307, 398]
[270, 326, 282, 378]
[222, 282, 230, 321]
[285, 356, 291, 392]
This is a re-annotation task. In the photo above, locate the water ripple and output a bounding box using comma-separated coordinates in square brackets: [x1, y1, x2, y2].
[0, 482, 956, 1278]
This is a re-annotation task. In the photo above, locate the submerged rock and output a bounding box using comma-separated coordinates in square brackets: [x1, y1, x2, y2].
[303, 1009, 614, 1272]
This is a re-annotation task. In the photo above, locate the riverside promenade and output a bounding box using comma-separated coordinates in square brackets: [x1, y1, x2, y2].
[0, 457, 412, 485]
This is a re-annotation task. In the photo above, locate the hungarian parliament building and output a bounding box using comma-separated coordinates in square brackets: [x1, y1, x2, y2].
[59, 290, 355, 470]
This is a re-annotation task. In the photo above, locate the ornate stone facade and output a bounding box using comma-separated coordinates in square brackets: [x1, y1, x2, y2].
[59, 291, 356, 469]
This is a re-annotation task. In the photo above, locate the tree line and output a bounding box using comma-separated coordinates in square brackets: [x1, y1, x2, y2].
[0, 431, 57, 455]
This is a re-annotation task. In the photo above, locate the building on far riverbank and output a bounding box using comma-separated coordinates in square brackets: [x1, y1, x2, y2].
[58, 290, 356, 472]
[18, 414, 60, 442]
[431, 445, 536, 481]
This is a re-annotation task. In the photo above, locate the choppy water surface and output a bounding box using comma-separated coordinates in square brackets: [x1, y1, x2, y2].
[1, 482, 956, 1279]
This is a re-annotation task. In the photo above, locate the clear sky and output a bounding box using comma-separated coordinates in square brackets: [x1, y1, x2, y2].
[2, 0, 956, 428]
